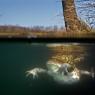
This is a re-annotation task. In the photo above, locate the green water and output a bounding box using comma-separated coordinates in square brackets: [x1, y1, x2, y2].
[0, 42, 95, 95]
[0, 43, 52, 95]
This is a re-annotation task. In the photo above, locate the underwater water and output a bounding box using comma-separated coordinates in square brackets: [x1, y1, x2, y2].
[0, 42, 95, 95]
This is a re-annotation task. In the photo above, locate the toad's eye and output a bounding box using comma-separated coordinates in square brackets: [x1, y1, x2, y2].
[67, 66, 74, 72]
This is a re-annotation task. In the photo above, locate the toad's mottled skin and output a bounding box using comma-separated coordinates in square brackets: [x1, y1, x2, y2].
[26, 61, 80, 84]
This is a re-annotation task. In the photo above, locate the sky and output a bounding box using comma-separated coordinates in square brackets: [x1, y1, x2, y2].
[0, 0, 94, 28]
[0, 0, 63, 27]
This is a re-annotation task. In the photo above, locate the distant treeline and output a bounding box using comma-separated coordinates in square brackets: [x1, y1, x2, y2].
[0, 25, 65, 33]
[0, 25, 95, 38]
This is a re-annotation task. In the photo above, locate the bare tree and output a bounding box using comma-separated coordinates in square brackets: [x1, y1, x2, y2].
[77, 0, 95, 29]
[61, 0, 91, 32]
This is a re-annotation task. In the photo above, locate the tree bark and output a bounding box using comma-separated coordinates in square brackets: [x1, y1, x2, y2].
[62, 0, 89, 32]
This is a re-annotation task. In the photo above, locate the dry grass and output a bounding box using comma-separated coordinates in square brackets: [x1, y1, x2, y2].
[0, 25, 95, 38]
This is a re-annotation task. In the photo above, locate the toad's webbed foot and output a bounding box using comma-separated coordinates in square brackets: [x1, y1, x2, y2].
[26, 68, 46, 79]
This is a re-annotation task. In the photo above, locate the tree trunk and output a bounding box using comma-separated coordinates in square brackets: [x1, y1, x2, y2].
[62, 0, 89, 32]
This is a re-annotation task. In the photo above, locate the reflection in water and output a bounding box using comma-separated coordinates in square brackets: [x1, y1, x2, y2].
[47, 43, 86, 65]
[26, 43, 94, 84]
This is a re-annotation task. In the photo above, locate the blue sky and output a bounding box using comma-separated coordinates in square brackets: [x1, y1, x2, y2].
[0, 0, 94, 27]
[0, 0, 63, 27]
